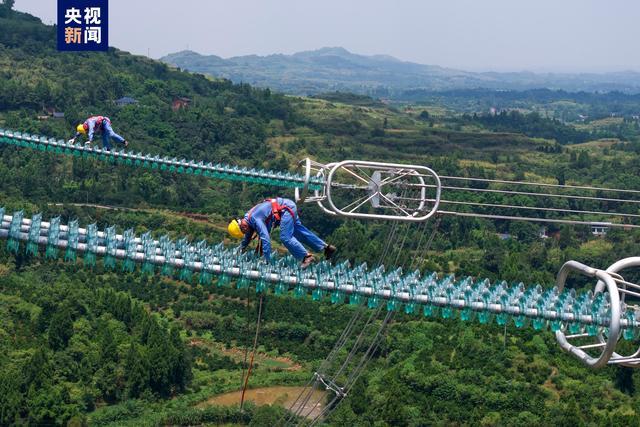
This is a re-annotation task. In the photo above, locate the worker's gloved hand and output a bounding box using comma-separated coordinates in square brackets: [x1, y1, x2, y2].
[240, 245, 248, 254]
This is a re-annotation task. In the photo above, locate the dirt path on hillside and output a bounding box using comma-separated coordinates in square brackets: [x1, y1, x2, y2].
[188, 338, 302, 372]
[196, 386, 327, 419]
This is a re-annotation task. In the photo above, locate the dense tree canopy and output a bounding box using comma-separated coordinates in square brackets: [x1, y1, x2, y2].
[2, 7, 640, 426]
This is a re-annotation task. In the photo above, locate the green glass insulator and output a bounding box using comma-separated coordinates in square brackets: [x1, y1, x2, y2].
[367, 296, 379, 309]
[199, 271, 212, 286]
[496, 313, 509, 326]
[386, 300, 397, 311]
[217, 274, 231, 287]
[104, 255, 116, 270]
[460, 308, 474, 321]
[423, 304, 435, 317]
[64, 247, 76, 262]
[312, 289, 324, 301]
[169, 165, 176, 172]
[7, 239, 20, 253]
[256, 279, 267, 293]
[45, 245, 58, 259]
[142, 262, 155, 275]
[237, 276, 250, 289]
[122, 259, 136, 272]
[294, 285, 305, 298]
[177, 166, 184, 173]
[143, 161, 150, 168]
[186, 167, 194, 174]
[404, 303, 415, 315]
[160, 164, 167, 171]
[26, 241, 39, 257]
[349, 294, 362, 306]
[623, 311, 637, 340]
[330, 291, 343, 304]
[550, 320, 563, 332]
[84, 253, 96, 267]
[477, 311, 492, 324]
[624, 328, 636, 340]
[532, 318, 547, 331]
[514, 315, 527, 328]
[161, 263, 174, 277]
[275, 282, 287, 295]
[179, 268, 192, 282]
[568, 322, 582, 334]
[441, 307, 453, 319]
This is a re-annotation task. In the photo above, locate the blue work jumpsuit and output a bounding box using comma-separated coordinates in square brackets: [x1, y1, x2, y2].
[240, 198, 326, 262]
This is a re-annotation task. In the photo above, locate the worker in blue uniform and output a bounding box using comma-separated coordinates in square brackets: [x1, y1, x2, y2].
[228, 197, 336, 268]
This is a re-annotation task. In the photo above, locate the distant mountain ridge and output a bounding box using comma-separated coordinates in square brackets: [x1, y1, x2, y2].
[161, 47, 640, 97]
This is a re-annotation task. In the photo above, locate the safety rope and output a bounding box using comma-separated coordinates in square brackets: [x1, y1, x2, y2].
[240, 293, 264, 410]
[239, 286, 252, 395]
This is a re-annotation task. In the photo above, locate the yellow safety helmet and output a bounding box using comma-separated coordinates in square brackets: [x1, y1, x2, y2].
[228, 219, 245, 239]
[76, 124, 87, 134]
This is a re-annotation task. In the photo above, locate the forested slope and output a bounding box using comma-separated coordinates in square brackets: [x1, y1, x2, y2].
[2, 4, 640, 425]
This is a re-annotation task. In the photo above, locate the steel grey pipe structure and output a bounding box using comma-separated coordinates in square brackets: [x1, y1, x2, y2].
[1, 209, 639, 368]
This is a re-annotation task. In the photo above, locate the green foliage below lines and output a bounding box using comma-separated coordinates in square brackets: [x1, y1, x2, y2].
[0, 264, 190, 425]
[3, 6, 640, 427]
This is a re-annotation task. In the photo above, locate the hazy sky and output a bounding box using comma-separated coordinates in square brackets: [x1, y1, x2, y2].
[14, 0, 640, 72]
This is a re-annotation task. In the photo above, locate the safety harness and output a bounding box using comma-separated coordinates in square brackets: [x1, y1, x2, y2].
[84, 116, 110, 131]
[247, 198, 296, 226]
[244, 199, 297, 256]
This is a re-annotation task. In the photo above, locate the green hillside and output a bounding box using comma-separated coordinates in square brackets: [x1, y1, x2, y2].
[2, 4, 640, 426]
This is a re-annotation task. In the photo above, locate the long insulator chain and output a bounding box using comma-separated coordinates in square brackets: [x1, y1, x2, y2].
[0, 128, 324, 190]
[1, 208, 638, 337]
